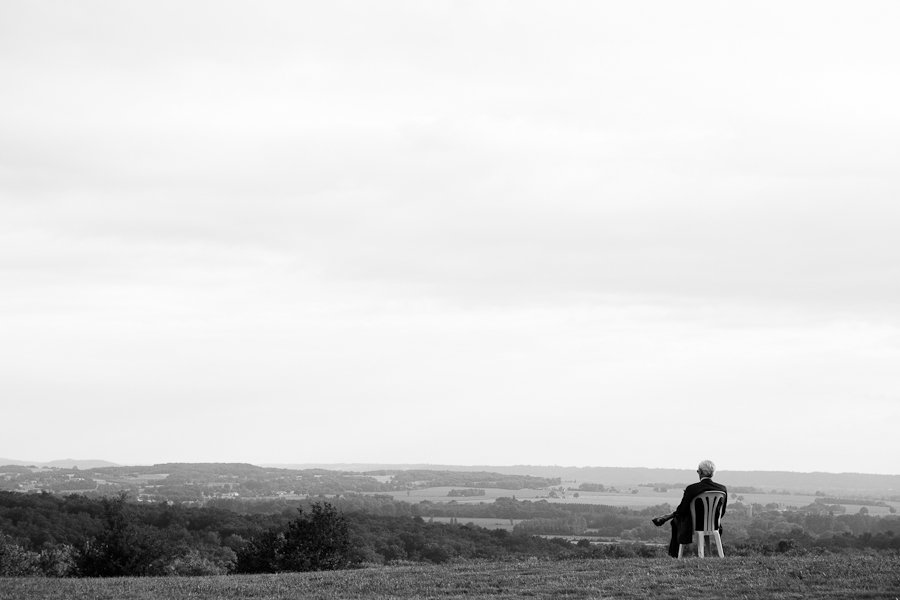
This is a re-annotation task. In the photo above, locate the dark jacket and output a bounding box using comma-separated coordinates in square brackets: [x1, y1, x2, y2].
[674, 478, 727, 544]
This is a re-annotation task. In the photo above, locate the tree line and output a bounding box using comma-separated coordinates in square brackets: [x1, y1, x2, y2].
[0, 491, 620, 577]
[2, 490, 899, 577]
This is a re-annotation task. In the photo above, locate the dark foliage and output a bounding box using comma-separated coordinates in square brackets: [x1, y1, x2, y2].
[344, 513, 574, 563]
[447, 489, 486, 497]
[515, 516, 588, 535]
[3, 489, 900, 578]
[235, 502, 352, 573]
[73, 493, 173, 577]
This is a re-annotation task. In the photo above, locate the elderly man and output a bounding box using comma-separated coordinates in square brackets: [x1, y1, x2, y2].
[652, 460, 727, 557]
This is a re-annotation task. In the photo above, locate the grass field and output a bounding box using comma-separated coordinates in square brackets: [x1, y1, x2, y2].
[365, 486, 686, 506]
[365, 487, 900, 515]
[3, 555, 899, 599]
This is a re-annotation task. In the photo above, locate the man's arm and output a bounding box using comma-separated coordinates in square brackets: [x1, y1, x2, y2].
[674, 485, 693, 519]
[652, 513, 675, 527]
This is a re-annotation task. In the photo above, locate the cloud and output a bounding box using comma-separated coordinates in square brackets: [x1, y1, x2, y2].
[4, 3, 899, 315]
[1, 1, 899, 471]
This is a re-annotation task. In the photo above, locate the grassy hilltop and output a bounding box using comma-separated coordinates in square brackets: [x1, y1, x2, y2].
[3, 555, 899, 600]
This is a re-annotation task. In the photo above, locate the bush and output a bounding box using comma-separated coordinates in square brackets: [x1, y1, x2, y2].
[0, 535, 76, 577]
[0, 535, 41, 576]
[236, 502, 353, 573]
[167, 550, 231, 576]
[38, 545, 77, 577]
[73, 493, 173, 576]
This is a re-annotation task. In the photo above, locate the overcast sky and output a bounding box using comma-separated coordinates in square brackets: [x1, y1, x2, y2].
[2, 1, 899, 474]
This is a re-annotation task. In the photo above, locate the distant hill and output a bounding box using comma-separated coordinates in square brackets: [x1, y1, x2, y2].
[0, 458, 120, 469]
[263, 463, 900, 494]
[4, 458, 897, 494]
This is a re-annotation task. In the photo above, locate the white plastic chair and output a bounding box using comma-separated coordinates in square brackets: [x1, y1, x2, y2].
[677, 491, 726, 558]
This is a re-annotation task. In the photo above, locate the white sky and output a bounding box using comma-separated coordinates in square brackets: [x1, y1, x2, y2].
[1, 1, 899, 474]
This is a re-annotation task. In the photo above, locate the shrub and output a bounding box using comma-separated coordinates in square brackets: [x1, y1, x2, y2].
[167, 550, 230, 576]
[0, 535, 76, 577]
[235, 502, 353, 573]
[38, 545, 77, 577]
[73, 493, 173, 576]
[0, 535, 41, 576]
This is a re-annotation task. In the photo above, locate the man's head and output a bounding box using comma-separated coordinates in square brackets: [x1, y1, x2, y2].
[697, 460, 716, 479]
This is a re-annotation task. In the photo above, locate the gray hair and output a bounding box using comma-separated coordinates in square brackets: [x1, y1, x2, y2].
[698, 460, 716, 478]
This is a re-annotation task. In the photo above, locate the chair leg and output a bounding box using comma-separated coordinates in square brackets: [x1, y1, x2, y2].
[677, 543, 684, 558]
[697, 532, 704, 558]
[713, 531, 724, 558]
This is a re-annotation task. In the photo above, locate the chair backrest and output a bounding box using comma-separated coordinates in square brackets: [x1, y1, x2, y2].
[690, 491, 726, 532]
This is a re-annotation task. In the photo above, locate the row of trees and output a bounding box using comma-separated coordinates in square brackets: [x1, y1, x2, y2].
[3, 490, 899, 577]
[0, 492, 596, 576]
[514, 516, 587, 535]
[447, 489, 486, 497]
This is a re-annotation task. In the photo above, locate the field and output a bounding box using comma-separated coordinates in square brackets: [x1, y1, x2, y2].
[367, 486, 686, 506]
[366, 486, 900, 516]
[3, 555, 899, 599]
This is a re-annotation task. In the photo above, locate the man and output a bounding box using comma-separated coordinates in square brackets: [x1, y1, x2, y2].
[652, 460, 727, 557]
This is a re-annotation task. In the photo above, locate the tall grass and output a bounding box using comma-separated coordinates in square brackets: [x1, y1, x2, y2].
[2, 555, 898, 599]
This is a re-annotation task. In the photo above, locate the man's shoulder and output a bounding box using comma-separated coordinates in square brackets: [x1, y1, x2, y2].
[705, 480, 727, 493]
[683, 481, 702, 494]
[688, 479, 727, 494]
